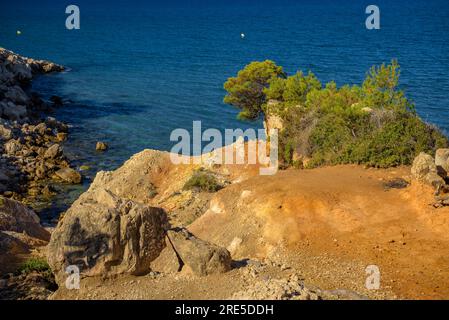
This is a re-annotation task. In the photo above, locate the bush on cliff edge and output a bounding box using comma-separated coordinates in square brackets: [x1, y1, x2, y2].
[224, 60, 448, 168]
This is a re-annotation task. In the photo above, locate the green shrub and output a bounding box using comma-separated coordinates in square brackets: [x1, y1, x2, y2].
[340, 114, 448, 167]
[18, 257, 55, 287]
[361, 59, 414, 113]
[183, 169, 223, 192]
[19, 257, 51, 274]
[226, 60, 448, 169]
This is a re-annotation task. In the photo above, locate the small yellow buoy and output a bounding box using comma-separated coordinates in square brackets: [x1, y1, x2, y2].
[16, 30, 22, 35]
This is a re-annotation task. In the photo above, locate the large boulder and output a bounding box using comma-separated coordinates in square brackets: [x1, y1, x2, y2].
[47, 188, 169, 284]
[160, 227, 232, 276]
[0, 196, 50, 241]
[411, 152, 445, 192]
[150, 237, 183, 274]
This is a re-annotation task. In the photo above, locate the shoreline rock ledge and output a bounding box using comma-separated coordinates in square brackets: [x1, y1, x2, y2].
[0, 48, 82, 203]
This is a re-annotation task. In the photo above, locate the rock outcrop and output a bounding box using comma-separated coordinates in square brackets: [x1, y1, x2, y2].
[411, 152, 446, 193]
[0, 48, 81, 202]
[410, 150, 449, 206]
[0, 197, 50, 275]
[263, 100, 285, 136]
[151, 227, 232, 276]
[435, 148, 449, 175]
[47, 150, 234, 284]
[47, 187, 169, 283]
[0, 48, 63, 122]
[48, 181, 233, 284]
[54, 167, 82, 184]
[0, 196, 50, 241]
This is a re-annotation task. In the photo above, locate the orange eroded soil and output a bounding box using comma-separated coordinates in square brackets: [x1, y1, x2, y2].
[190, 165, 449, 299]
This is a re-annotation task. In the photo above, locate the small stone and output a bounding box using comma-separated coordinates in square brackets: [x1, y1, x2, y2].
[96, 141, 108, 151]
[383, 178, 409, 190]
[280, 264, 290, 271]
[35, 164, 46, 179]
[33, 123, 47, 136]
[56, 132, 67, 142]
[44, 144, 62, 159]
[42, 184, 56, 198]
[0, 124, 13, 140]
[54, 167, 82, 184]
[28, 187, 41, 197]
[4, 139, 22, 155]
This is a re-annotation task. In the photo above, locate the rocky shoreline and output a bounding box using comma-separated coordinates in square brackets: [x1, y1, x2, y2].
[0, 48, 82, 206]
[0, 48, 86, 299]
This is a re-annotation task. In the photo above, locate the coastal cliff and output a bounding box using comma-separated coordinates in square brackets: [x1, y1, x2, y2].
[46, 146, 449, 300]
[2, 50, 449, 300]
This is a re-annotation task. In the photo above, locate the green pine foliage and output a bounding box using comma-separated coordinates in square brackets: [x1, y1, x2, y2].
[224, 60, 448, 168]
[223, 60, 285, 120]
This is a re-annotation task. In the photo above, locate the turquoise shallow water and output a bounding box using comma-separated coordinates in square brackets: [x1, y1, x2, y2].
[1, 0, 449, 220]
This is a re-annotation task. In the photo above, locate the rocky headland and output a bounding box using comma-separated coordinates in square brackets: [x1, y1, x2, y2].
[1, 50, 449, 300]
[0, 48, 83, 203]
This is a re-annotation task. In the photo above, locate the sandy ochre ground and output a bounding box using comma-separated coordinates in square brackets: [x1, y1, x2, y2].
[47, 147, 449, 300]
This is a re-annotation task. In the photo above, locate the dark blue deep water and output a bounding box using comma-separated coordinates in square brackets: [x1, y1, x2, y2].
[1, 0, 449, 172]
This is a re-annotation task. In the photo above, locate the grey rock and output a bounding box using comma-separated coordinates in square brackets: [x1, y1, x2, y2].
[0, 196, 50, 241]
[4, 85, 29, 105]
[166, 227, 232, 276]
[1, 103, 27, 121]
[0, 123, 13, 140]
[33, 123, 47, 136]
[96, 141, 108, 151]
[435, 149, 449, 175]
[4, 139, 22, 155]
[411, 152, 445, 192]
[54, 167, 82, 184]
[44, 144, 62, 159]
[47, 188, 168, 284]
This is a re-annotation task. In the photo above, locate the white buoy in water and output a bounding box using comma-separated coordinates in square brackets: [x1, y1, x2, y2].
[240, 33, 245, 39]
[16, 30, 22, 35]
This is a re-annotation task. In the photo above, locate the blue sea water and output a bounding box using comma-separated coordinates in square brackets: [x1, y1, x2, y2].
[1, 0, 449, 172]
